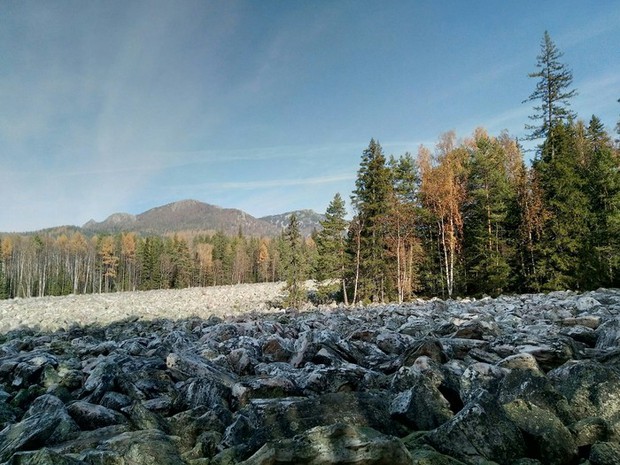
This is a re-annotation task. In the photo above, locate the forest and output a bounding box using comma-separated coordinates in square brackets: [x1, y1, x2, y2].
[1, 32, 619, 302]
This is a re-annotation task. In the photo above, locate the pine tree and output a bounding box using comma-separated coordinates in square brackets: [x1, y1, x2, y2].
[524, 31, 577, 151]
[350, 139, 393, 302]
[283, 213, 307, 309]
[315, 193, 349, 303]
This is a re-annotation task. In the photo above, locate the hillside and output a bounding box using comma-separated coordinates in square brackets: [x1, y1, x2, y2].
[259, 209, 325, 236]
[80, 200, 323, 237]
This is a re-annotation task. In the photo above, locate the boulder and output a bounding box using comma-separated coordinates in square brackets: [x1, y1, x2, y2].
[0, 395, 79, 462]
[502, 399, 577, 465]
[6, 448, 86, 465]
[548, 360, 620, 430]
[82, 429, 185, 465]
[67, 400, 127, 430]
[223, 392, 408, 457]
[390, 375, 454, 430]
[173, 377, 231, 414]
[426, 390, 526, 464]
[239, 423, 412, 465]
[499, 370, 574, 425]
[589, 441, 620, 465]
[570, 417, 609, 449]
[459, 362, 507, 402]
[167, 352, 238, 388]
[168, 408, 226, 454]
[595, 317, 620, 351]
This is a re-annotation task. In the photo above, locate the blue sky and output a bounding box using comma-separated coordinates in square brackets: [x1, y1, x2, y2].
[1, 1, 619, 232]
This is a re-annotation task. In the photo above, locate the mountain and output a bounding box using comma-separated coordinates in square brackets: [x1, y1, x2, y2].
[80, 200, 324, 237]
[82, 199, 281, 236]
[259, 209, 325, 236]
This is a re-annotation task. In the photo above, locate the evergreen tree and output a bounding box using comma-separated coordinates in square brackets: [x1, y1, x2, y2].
[585, 115, 620, 286]
[534, 121, 592, 290]
[616, 98, 620, 146]
[350, 139, 393, 302]
[524, 31, 577, 151]
[169, 235, 193, 289]
[138, 236, 164, 290]
[385, 153, 424, 302]
[211, 231, 233, 285]
[315, 193, 349, 303]
[283, 214, 307, 308]
[463, 130, 517, 296]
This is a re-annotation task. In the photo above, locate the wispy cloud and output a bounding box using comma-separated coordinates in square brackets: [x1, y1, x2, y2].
[198, 174, 355, 190]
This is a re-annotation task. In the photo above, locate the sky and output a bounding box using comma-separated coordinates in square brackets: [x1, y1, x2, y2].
[1, 1, 619, 232]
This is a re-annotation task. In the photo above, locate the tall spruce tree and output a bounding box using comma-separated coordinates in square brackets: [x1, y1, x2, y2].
[350, 139, 393, 303]
[283, 213, 307, 309]
[315, 193, 349, 303]
[524, 31, 577, 152]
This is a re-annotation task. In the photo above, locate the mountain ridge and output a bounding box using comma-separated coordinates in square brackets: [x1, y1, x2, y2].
[77, 199, 323, 237]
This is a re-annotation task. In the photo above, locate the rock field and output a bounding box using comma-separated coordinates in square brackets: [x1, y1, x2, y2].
[0, 283, 289, 333]
[1, 285, 620, 464]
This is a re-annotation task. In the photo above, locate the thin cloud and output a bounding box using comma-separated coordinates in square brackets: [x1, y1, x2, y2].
[204, 174, 355, 190]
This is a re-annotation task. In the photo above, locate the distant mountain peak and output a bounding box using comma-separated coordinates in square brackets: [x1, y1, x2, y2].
[22, 200, 323, 237]
[81, 199, 286, 236]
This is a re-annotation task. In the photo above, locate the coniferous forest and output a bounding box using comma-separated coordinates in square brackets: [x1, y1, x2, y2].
[1, 32, 619, 302]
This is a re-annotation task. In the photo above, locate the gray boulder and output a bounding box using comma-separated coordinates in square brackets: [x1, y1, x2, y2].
[548, 360, 620, 430]
[239, 423, 412, 465]
[426, 390, 526, 464]
[589, 441, 620, 465]
[0, 395, 79, 462]
[79, 429, 185, 465]
[66, 400, 127, 430]
[6, 449, 86, 465]
[390, 375, 454, 430]
[502, 399, 577, 465]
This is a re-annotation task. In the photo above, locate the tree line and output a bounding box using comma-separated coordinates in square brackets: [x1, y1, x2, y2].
[306, 31, 620, 304]
[1, 31, 619, 303]
[0, 230, 317, 299]
[314, 118, 618, 305]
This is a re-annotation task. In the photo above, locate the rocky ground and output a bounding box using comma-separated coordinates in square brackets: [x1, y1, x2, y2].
[0, 283, 290, 333]
[1, 285, 620, 464]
